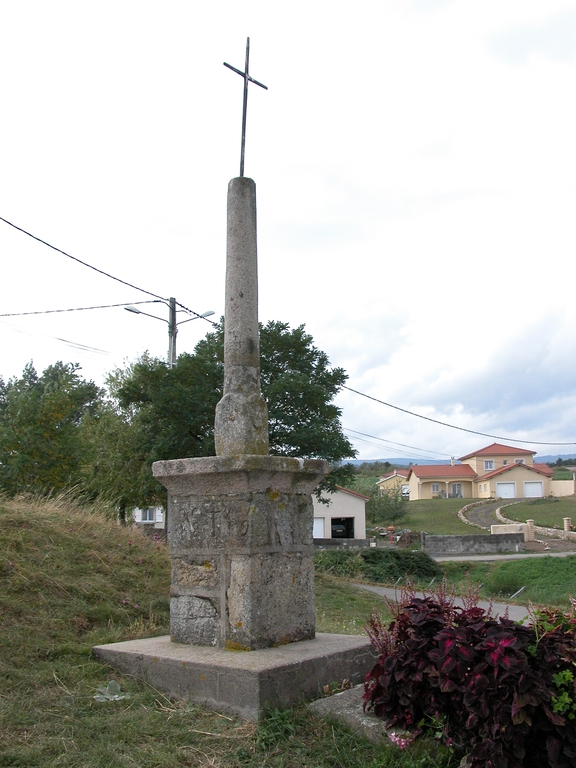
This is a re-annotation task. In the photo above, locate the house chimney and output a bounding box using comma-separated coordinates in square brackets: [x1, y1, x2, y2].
[451, 457, 455, 466]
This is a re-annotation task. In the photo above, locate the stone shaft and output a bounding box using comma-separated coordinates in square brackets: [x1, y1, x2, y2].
[153, 455, 329, 650]
[214, 177, 268, 456]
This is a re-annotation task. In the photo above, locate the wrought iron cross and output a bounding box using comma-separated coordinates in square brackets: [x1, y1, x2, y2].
[224, 38, 268, 177]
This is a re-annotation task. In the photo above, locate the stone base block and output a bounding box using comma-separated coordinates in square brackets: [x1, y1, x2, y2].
[93, 633, 375, 721]
[310, 684, 389, 744]
[153, 454, 329, 649]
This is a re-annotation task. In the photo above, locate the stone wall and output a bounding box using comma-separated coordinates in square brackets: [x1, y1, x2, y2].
[423, 532, 525, 555]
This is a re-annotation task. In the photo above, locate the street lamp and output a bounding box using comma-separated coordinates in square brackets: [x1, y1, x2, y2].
[125, 298, 215, 367]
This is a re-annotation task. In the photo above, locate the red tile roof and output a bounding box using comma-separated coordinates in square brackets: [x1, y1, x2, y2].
[479, 463, 552, 481]
[407, 464, 477, 480]
[533, 463, 554, 476]
[378, 469, 409, 480]
[458, 443, 536, 461]
[335, 485, 370, 501]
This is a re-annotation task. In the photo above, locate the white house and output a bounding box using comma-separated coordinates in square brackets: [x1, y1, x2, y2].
[312, 486, 368, 540]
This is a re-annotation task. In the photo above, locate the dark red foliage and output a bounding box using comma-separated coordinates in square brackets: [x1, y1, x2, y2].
[364, 593, 576, 767]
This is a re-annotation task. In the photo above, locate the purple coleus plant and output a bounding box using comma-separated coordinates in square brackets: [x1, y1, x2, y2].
[364, 586, 576, 768]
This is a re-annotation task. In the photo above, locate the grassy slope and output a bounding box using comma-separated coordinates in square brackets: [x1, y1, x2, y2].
[502, 497, 576, 529]
[403, 499, 474, 535]
[441, 557, 576, 608]
[1, 495, 450, 768]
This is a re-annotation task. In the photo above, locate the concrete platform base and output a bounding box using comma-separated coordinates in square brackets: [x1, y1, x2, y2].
[310, 684, 388, 744]
[93, 633, 374, 721]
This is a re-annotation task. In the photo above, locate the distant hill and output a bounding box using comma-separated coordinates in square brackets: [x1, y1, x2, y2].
[535, 454, 576, 464]
[349, 454, 576, 468]
[346, 458, 453, 468]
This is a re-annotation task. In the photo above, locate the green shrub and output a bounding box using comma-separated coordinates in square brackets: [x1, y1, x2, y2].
[360, 549, 441, 582]
[314, 548, 441, 583]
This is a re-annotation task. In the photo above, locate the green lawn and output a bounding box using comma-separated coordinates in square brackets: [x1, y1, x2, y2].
[402, 498, 476, 535]
[502, 497, 576, 529]
[315, 572, 391, 633]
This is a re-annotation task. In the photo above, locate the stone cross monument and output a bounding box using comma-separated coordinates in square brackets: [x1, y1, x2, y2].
[93, 44, 373, 719]
[152, 43, 328, 650]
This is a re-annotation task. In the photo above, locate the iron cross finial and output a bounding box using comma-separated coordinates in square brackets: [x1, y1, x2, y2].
[224, 38, 268, 177]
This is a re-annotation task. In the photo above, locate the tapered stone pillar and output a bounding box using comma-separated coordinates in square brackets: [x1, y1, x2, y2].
[153, 178, 329, 650]
[214, 178, 269, 457]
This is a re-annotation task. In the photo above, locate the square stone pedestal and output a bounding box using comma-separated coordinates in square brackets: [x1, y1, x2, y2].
[93, 633, 374, 721]
[152, 454, 330, 650]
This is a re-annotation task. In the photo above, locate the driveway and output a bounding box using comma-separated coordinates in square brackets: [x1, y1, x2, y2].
[464, 501, 501, 529]
[454, 500, 576, 559]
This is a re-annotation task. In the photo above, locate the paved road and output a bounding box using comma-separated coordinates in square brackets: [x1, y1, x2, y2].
[354, 583, 531, 623]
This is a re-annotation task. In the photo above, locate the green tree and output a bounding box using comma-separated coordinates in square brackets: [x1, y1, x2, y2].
[0, 362, 101, 494]
[78, 402, 156, 522]
[101, 321, 356, 506]
[366, 488, 408, 525]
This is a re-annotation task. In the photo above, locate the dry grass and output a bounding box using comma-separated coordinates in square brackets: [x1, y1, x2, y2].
[0, 493, 452, 768]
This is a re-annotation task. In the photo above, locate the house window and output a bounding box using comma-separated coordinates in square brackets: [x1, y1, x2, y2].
[515, 459, 524, 464]
[484, 484, 487, 492]
[431, 483, 440, 493]
[141, 508, 155, 523]
[503, 460, 508, 466]
[484, 460, 494, 470]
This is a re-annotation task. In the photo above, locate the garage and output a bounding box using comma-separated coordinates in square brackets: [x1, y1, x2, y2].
[524, 481, 544, 498]
[496, 482, 516, 498]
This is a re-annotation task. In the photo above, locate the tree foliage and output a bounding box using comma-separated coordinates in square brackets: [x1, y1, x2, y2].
[366, 488, 408, 525]
[1, 323, 356, 508]
[105, 321, 356, 505]
[0, 362, 101, 493]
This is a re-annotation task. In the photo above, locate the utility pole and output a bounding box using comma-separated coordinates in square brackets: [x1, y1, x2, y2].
[125, 299, 214, 369]
[168, 297, 177, 367]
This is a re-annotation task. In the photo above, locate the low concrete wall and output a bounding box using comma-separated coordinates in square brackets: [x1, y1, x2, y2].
[423, 533, 525, 555]
[491, 523, 528, 541]
[314, 538, 375, 549]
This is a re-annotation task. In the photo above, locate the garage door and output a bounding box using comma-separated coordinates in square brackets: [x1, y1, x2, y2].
[313, 518, 325, 538]
[496, 482, 516, 498]
[524, 482, 543, 498]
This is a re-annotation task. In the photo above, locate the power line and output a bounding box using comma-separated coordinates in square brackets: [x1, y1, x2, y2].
[344, 428, 453, 457]
[0, 300, 161, 318]
[2, 217, 573, 445]
[343, 431, 441, 461]
[0, 215, 166, 300]
[0, 317, 110, 356]
[0, 216, 217, 326]
[342, 385, 576, 446]
[175, 299, 217, 326]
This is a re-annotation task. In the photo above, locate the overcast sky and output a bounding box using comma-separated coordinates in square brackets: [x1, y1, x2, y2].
[1, 0, 575, 463]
